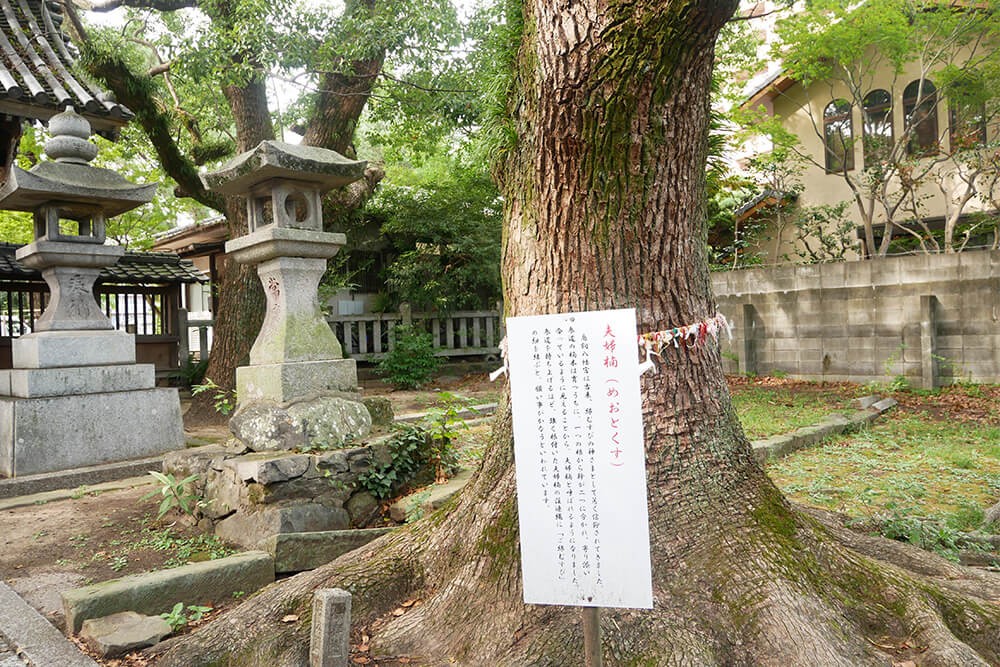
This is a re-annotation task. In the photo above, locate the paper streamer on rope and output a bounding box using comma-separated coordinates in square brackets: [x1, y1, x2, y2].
[489, 336, 509, 381]
[638, 339, 659, 376]
[487, 313, 730, 380]
[636, 312, 731, 375]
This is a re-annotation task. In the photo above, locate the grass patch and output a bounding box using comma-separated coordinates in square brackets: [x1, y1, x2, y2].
[767, 413, 1000, 559]
[97, 521, 236, 571]
[731, 386, 855, 439]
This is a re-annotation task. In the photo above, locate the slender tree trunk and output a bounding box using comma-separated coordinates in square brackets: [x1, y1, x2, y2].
[157, 1, 1000, 663]
[185, 81, 272, 421]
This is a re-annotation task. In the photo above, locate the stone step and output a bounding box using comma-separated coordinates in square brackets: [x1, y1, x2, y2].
[256, 527, 395, 574]
[0, 582, 97, 666]
[388, 467, 475, 523]
[61, 551, 274, 634]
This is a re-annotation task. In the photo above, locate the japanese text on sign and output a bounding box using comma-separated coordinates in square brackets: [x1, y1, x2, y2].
[507, 308, 653, 609]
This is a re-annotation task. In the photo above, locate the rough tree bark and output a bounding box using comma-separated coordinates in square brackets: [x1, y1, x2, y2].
[154, 1, 1000, 664]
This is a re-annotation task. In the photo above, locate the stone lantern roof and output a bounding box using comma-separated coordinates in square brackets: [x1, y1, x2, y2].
[0, 0, 132, 134]
[0, 107, 156, 219]
[201, 140, 366, 196]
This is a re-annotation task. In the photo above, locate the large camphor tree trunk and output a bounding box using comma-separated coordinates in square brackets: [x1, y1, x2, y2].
[155, 1, 1000, 664]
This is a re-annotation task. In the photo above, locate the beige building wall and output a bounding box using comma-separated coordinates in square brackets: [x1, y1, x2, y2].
[747, 56, 994, 262]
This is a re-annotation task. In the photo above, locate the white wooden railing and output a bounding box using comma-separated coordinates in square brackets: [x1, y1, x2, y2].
[177, 305, 504, 364]
[327, 304, 504, 361]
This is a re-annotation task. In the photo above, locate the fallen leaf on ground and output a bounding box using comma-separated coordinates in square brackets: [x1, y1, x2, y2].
[281, 614, 299, 623]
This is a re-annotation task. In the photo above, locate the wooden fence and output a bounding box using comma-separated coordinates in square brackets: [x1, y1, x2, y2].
[327, 304, 504, 362]
[180, 305, 504, 363]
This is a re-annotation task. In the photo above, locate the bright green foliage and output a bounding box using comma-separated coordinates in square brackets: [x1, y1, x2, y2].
[161, 602, 214, 632]
[358, 424, 430, 499]
[359, 394, 469, 499]
[367, 154, 502, 312]
[191, 378, 236, 416]
[788, 202, 856, 263]
[376, 325, 440, 389]
[421, 391, 469, 481]
[141, 471, 206, 519]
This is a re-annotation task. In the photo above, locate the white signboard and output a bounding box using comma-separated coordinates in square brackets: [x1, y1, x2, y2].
[507, 308, 653, 609]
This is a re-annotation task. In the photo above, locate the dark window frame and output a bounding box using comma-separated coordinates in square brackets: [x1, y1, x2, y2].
[862, 89, 894, 169]
[824, 98, 855, 173]
[903, 79, 939, 157]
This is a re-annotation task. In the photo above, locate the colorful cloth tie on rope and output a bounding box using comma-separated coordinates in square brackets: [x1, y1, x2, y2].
[488, 312, 731, 381]
[636, 312, 732, 376]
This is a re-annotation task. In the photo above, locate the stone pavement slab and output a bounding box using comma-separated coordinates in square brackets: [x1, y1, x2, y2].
[0, 582, 97, 666]
[0, 475, 153, 512]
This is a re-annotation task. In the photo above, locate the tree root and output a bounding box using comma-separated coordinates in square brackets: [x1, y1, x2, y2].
[154, 464, 1000, 666]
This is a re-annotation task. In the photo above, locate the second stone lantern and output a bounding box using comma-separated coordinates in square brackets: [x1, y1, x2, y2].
[202, 141, 368, 408]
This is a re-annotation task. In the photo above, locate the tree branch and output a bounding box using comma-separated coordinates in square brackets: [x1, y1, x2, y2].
[147, 62, 170, 77]
[78, 40, 224, 212]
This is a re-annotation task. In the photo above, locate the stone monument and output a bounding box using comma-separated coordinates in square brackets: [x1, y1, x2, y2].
[0, 108, 184, 476]
[202, 140, 376, 452]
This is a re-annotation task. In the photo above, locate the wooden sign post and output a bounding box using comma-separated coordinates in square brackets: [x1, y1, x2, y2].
[506, 309, 653, 664]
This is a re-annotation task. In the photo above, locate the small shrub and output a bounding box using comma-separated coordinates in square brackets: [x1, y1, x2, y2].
[142, 471, 208, 519]
[191, 378, 236, 416]
[422, 392, 469, 482]
[376, 325, 439, 389]
[358, 425, 429, 500]
[160, 602, 213, 632]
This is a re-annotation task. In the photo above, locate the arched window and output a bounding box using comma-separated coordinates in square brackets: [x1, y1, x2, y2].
[903, 79, 939, 156]
[824, 99, 854, 172]
[862, 89, 893, 169]
[948, 76, 987, 151]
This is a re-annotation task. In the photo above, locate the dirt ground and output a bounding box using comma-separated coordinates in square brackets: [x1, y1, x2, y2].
[1, 373, 994, 665]
[0, 485, 225, 628]
[0, 373, 505, 623]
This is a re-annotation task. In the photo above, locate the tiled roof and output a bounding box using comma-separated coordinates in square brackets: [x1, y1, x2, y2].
[0, 243, 207, 284]
[0, 0, 132, 133]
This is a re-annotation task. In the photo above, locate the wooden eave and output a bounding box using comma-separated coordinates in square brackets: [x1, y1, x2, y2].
[741, 73, 796, 111]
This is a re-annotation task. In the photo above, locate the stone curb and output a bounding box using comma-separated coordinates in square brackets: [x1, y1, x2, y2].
[395, 403, 497, 424]
[0, 476, 154, 512]
[0, 582, 98, 666]
[258, 527, 395, 574]
[388, 467, 475, 523]
[751, 396, 896, 464]
[0, 454, 171, 500]
[62, 551, 275, 634]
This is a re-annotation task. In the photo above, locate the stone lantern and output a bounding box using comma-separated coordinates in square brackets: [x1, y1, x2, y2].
[0, 108, 184, 476]
[202, 140, 368, 406]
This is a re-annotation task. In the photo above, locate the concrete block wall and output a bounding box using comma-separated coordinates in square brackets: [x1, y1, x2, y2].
[712, 250, 1000, 385]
